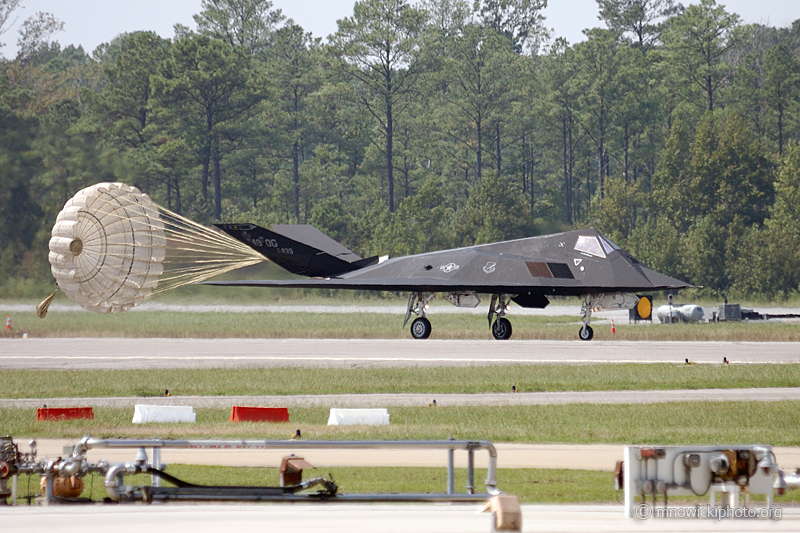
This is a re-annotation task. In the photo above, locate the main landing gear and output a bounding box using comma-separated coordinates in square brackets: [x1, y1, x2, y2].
[404, 292, 515, 340]
[404, 292, 601, 341]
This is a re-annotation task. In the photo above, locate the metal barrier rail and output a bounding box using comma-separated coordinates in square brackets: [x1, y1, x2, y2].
[68, 436, 499, 503]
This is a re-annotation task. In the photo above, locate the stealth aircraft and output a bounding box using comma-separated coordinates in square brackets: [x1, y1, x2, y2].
[204, 224, 692, 340]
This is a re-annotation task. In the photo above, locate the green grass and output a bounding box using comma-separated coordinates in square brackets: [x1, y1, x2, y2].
[5, 402, 800, 445]
[0, 466, 620, 504]
[1, 364, 798, 399]
[8, 465, 800, 505]
[4, 303, 800, 340]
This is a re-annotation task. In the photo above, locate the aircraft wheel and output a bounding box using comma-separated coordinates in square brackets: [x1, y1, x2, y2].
[578, 325, 594, 341]
[492, 317, 513, 340]
[410, 317, 432, 339]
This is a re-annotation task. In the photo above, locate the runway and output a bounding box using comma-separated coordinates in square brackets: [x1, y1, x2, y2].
[3, 338, 800, 369]
[2, 503, 797, 533]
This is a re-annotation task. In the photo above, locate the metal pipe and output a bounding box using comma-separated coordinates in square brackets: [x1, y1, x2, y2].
[143, 492, 492, 503]
[151, 448, 161, 488]
[447, 448, 454, 495]
[785, 472, 800, 490]
[81, 438, 499, 489]
[467, 448, 475, 494]
[80, 438, 497, 453]
[43, 474, 53, 504]
[7, 435, 505, 505]
[77, 437, 501, 499]
[104, 463, 143, 501]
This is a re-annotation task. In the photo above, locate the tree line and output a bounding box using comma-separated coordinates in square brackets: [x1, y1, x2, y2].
[2, 0, 800, 300]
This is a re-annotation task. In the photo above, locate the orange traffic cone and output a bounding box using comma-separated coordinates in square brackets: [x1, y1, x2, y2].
[5, 315, 10, 330]
[611, 319, 615, 334]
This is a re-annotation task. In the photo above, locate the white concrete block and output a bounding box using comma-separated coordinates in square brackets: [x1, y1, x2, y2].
[132, 404, 196, 424]
[327, 408, 389, 426]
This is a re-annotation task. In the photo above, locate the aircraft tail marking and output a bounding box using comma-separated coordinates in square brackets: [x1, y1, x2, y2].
[215, 223, 378, 277]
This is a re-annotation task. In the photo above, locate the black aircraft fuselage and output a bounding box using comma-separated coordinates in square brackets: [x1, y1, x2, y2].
[204, 224, 692, 340]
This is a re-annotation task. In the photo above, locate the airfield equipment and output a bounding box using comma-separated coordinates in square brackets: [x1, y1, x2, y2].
[718, 303, 742, 321]
[0, 436, 500, 505]
[619, 445, 791, 519]
[655, 304, 705, 323]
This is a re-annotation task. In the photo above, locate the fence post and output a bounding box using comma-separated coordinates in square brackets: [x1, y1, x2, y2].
[447, 447, 455, 495]
[151, 447, 161, 487]
[466, 448, 475, 494]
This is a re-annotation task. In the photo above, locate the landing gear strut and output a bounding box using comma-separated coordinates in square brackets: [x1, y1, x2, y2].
[405, 292, 434, 339]
[579, 295, 597, 341]
[488, 294, 513, 340]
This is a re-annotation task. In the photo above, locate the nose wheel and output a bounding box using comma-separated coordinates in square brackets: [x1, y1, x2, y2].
[492, 317, 513, 340]
[578, 325, 594, 341]
[410, 317, 432, 339]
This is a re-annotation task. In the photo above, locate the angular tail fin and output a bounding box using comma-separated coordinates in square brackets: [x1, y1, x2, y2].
[215, 223, 378, 277]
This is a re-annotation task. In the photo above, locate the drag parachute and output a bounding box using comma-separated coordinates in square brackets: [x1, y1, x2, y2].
[47, 182, 264, 314]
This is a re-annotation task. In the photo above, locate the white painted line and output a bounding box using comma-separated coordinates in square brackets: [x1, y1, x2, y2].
[7, 355, 735, 364]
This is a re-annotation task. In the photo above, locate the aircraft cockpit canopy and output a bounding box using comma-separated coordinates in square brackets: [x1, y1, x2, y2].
[574, 235, 606, 258]
[575, 234, 621, 259]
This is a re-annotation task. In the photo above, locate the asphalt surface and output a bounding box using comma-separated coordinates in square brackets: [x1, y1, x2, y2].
[3, 338, 800, 369]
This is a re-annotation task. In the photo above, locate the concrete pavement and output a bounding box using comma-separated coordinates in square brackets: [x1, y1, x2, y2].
[3, 338, 800, 368]
[2, 503, 797, 533]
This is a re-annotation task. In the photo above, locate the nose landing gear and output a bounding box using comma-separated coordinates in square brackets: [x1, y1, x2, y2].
[492, 317, 512, 340]
[579, 295, 596, 341]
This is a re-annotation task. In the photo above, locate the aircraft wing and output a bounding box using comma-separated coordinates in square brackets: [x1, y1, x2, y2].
[203, 227, 692, 297]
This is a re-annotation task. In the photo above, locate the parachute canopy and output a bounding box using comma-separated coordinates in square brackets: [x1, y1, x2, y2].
[48, 182, 264, 314]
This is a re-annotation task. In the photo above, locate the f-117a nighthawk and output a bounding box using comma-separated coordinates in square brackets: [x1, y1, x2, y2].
[203, 224, 692, 340]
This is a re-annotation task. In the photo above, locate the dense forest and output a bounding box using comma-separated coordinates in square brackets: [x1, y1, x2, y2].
[2, 0, 800, 299]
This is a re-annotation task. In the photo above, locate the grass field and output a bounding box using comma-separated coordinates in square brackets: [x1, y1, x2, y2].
[3, 305, 800, 340]
[1, 364, 799, 399]
[8, 464, 800, 505]
[4, 402, 800, 445]
[0, 466, 628, 505]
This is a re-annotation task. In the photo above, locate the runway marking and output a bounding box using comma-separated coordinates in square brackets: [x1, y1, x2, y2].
[5, 355, 762, 364]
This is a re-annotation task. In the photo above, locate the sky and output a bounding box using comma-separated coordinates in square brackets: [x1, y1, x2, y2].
[1, 0, 800, 59]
